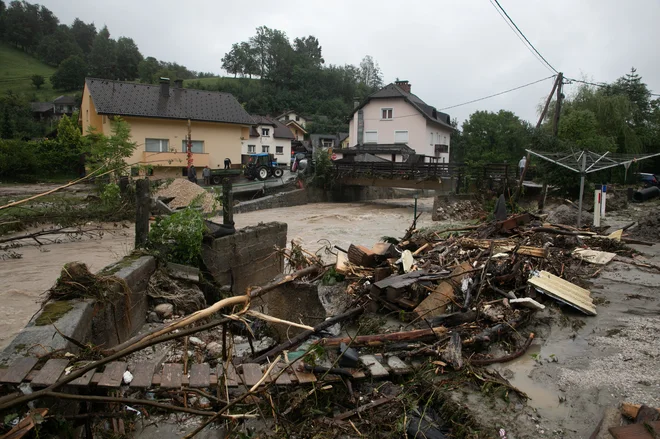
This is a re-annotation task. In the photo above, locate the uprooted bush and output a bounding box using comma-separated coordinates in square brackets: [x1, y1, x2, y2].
[45, 261, 128, 303]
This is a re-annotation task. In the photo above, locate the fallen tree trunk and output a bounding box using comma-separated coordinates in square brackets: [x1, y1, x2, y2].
[250, 307, 363, 363]
[317, 326, 448, 348]
[470, 333, 535, 365]
[425, 310, 477, 328]
[463, 312, 529, 346]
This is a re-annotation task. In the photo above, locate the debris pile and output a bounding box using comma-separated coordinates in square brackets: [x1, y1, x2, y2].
[432, 197, 485, 221]
[3, 206, 659, 438]
[155, 178, 218, 213]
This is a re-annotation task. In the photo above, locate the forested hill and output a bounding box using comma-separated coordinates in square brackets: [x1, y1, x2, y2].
[0, 0, 385, 133]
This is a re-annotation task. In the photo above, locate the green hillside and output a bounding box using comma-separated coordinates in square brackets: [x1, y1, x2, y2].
[0, 43, 59, 100]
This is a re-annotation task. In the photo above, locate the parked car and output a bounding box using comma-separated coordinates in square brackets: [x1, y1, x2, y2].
[638, 172, 660, 187]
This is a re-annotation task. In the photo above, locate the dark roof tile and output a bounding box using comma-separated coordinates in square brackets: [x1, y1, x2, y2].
[85, 78, 254, 125]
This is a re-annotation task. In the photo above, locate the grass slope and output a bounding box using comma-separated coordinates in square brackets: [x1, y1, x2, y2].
[0, 43, 60, 100]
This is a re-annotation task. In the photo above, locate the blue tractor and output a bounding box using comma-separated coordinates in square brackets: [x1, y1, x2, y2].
[244, 153, 284, 181]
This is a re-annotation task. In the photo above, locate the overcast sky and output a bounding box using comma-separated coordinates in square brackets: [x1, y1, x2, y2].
[39, 0, 660, 125]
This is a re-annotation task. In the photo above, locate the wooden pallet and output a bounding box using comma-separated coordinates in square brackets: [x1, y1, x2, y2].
[0, 354, 417, 391]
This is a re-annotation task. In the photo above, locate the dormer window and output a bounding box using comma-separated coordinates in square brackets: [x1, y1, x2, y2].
[262, 128, 270, 136]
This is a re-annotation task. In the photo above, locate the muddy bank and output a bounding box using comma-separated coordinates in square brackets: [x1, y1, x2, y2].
[0, 226, 134, 350]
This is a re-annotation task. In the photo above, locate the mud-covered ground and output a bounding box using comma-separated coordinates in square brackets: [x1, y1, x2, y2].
[455, 203, 660, 439]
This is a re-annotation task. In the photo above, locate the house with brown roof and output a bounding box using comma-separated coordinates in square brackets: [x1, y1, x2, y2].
[245, 115, 295, 166]
[80, 77, 254, 178]
[348, 80, 453, 163]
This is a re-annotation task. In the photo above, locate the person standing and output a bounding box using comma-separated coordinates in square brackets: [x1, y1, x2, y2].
[188, 165, 197, 184]
[202, 166, 211, 185]
[224, 157, 232, 169]
[518, 155, 527, 178]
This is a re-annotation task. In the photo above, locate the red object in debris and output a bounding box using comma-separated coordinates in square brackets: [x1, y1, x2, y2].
[331, 153, 337, 160]
[292, 160, 298, 172]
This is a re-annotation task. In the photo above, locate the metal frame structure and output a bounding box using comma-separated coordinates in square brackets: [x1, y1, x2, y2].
[526, 149, 660, 227]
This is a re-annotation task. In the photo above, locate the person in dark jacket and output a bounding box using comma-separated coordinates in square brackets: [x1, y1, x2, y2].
[188, 165, 197, 184]
[224, 158, 232, 169]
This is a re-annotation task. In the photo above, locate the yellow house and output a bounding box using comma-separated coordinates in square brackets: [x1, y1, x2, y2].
[80, 77, 254, 178]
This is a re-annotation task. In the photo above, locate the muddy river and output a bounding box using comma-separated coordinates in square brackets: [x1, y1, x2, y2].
[0, 198, 436, 350]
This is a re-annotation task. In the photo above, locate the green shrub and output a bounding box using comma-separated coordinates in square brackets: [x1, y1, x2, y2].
[148, 207, 205, 265]
[0, 139, 39, 181]
[100, 183, 121, 207]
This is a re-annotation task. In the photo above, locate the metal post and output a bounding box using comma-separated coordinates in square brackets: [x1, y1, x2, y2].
[135, 178, 150, 248]
[577, 152, 587, 228]
[413, 194, 418, 219]
[222, 178, 234, 226]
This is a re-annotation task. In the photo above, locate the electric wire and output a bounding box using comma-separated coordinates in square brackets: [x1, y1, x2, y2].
[438, 75, 555, 111]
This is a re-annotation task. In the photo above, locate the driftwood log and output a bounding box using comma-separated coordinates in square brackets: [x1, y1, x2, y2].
[318, 326, 448, 347]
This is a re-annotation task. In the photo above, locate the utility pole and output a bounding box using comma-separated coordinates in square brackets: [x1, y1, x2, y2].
[514, 73, 561, 204]
[552, 72, 564, 136]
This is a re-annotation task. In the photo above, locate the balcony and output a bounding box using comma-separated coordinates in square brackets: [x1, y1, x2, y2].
[140, 151, 211, 168]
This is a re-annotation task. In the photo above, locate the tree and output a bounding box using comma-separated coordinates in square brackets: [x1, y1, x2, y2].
[87, 26, 116, 79]
[86, 117, 137, 178]
[115, 37, 142, 80]
[359, 55, 383, 90]
[51, 55, 87, 90]
[221, 43, 241, 77]
[3, 1, 57, 52]
[1, 106, 13, 139]
[0, 1, 6, 38]
[36, 24, 82, 67]
[138, 56, 160, 83]
[70, 18, 96, 54]
[459, 110, 531, 166]
[294, 36, 324, 68]
[30, 74, 44, 89]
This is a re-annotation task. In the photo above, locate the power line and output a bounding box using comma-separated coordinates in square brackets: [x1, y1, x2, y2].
[488, 0, 555, 74]
[438, 75, 555, 111]
[490, 0, 559, 74]
[566, 77, 660, 97]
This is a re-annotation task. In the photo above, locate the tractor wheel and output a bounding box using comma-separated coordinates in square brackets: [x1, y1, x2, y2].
[273, 167, 284, 178]
[257, 166, 269, 181]
[212, 175, 222, 185]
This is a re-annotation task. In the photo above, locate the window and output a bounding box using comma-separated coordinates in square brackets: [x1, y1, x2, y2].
[295, 115, 300, 121]
[394, 130, 409, 143]
[365, 131, 378, 144]
[181, 140, 204, 153]
[262, 145, 270, 153]
[145, 138, 169, 152]
[261, 128, 270, 136]
[276, 146, 284, 155]
[381, 108, 393, 120]
[435, 144, 449, 154]
[322, 140, 334, 148]
[247, 145, 256, 153]
[429, 133, 433, 145]
[285, 115, 289, 120]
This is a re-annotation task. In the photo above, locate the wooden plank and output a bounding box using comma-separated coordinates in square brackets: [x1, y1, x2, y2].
[160, 363, 183, 389]
[415, 262, 471, 319]
[241, 363, 263, 387]
[360, 355, 389, 378]
[91, 372, 104, 385]
[130, 362, 157, 389]
[350, 369, 367, 380]
[347, 244, 375, 267]
[291, 365, 316, 384]
[621, 403, 660, 420]
[386, 356, 412, 375]
[189, 363, 211, 388]
[572, 248, 616, 265]
[98, 362, 127, 388]
[528, 270, 596, 315]
[609, 421, 660, 439]
[69, 368, 96, 387]
[1, 357, 38, 384]
[270, 363, 291, 385]
[151, 374, 161, 386]
[31, 359, 69, 387]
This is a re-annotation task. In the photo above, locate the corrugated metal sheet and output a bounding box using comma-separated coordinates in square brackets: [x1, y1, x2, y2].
[528, 270, 597, 316]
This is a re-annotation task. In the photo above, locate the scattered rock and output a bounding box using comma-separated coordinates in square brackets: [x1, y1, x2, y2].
[197, 397, 211, 409]
[206, 342, 223, 358]
[546, 204, 593, 226]
[154, 303, 174, 319]
[188, 337, 205, 348]
[147, 311, 161, 323]
[432, 197, 485, 221]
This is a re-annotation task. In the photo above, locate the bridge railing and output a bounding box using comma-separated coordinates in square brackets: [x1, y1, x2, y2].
[334, 161, 511, 180]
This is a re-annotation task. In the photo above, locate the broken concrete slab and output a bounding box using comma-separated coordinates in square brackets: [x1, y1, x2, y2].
[166, 262, 200, 282]
[510, 297, 546, 311]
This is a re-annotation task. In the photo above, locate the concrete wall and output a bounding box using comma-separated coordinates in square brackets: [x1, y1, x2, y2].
[234, 189, 308, 214]
[202, 222, 287, 295]
[0, 256, 155, 365]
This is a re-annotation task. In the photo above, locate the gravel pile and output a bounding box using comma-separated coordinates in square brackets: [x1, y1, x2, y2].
[155, 179, 218, 213]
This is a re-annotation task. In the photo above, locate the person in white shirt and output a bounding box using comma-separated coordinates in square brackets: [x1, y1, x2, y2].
[518, 156, 527, 177]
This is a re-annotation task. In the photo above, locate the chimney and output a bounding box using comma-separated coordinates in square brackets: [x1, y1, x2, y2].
[395, 80, 411, 93]
[159, 77, 170, 97]
[353, 97, 360, 109]
[174, 79, 183, 89]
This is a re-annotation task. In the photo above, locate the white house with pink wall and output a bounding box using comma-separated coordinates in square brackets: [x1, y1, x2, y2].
[345, 80, 453, 163]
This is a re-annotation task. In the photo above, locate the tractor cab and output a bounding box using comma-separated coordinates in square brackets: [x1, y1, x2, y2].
[244, 153, 284, 180]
